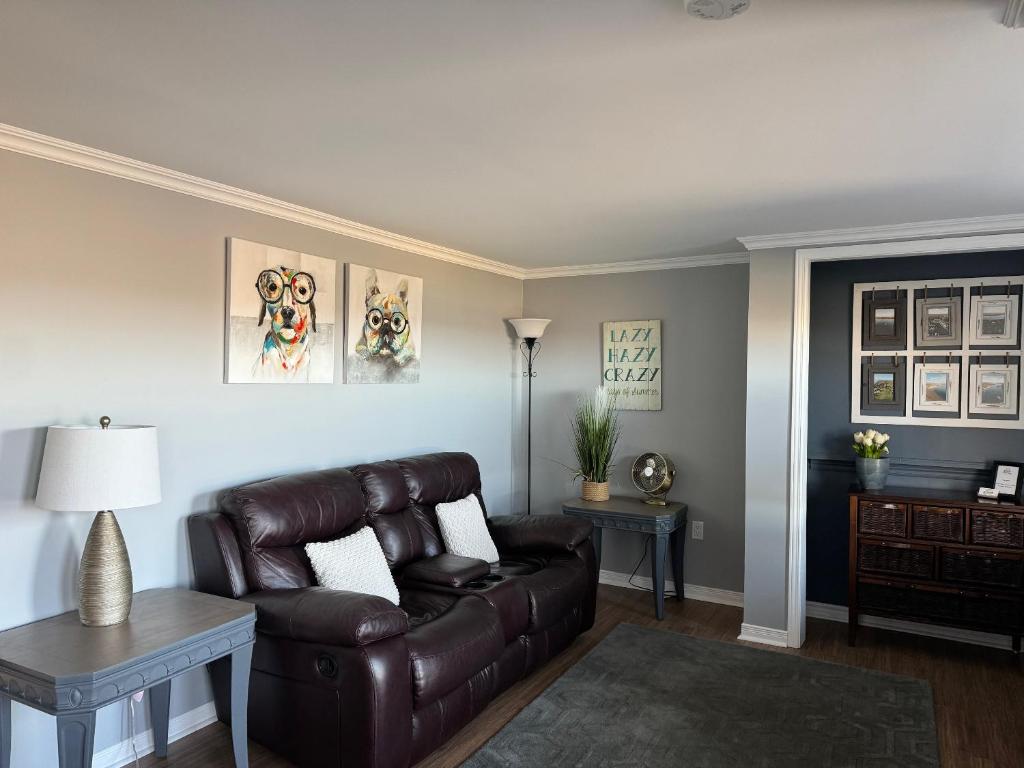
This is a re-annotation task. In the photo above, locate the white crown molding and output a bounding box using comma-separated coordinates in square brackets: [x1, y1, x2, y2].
[1006, 0, 1024, 28]
[738, 213, 1024, 251]
[523, 251, 750, 279]
[0, 123, 529, 280]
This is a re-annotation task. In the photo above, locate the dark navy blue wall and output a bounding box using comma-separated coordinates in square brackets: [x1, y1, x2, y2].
[807, 250, 1024, 606]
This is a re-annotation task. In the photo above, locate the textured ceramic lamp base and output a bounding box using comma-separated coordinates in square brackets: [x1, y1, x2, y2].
[79, 511, 134, 626]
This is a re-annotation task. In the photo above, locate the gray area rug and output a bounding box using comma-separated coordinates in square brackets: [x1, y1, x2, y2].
[464, 623, 938, 768]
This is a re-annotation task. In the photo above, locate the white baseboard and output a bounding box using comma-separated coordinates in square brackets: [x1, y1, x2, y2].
[94, 701, 219, 768]
[598, 569, 744, 607]
[737, 623, 789, 647]
[805, 601, 1014, 651]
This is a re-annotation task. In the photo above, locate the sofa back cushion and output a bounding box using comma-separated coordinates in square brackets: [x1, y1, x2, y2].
[352, 453, 484, 571]
[220, 468, 366, 591]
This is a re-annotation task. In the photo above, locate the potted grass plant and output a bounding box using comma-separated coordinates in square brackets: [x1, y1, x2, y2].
[570, 387, 621, 502]
[853, 429, 891, 490]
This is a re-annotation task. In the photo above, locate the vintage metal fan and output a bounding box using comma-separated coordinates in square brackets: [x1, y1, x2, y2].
[631, 453, 676, 505]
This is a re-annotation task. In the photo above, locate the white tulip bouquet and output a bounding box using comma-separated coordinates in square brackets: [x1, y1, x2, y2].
[852, 429, 890, 459]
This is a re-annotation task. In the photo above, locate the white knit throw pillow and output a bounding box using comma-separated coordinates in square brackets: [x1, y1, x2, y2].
[305, 526, 400, 606]
[435, 493, 500, 564]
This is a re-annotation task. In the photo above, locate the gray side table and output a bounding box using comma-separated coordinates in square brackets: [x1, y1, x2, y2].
[0, 588, 255, 768]
[563, 496, 688, 620]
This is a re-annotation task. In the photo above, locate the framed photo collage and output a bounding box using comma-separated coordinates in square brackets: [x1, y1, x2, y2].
[852, 275, 1022, 429]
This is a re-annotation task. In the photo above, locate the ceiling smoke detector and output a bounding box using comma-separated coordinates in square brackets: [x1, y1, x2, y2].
[686, 0, 751, 20]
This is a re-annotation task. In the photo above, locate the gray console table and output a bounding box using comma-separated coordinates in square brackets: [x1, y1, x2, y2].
[563, 496, 688, 621]
[0, 588, 255, 768]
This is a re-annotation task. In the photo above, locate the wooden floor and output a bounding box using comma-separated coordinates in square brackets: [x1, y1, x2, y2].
[143, 584, 1024, 768]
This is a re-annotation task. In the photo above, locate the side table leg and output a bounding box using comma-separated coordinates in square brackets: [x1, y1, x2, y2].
[652, 534, 668, 620]
[56, 711, 95, 768]
[150, 680, 171, 758]
[1, 693, 10, 768]
[592, 527, 603, 569]
[230, 644, 253, 768]
[670, 528, 685, 602]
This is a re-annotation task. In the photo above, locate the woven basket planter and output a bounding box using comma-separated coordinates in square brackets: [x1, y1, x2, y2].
[581, 481, 610, 502]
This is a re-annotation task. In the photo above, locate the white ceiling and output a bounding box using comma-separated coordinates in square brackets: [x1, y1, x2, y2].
[1, 0, 1022, 269]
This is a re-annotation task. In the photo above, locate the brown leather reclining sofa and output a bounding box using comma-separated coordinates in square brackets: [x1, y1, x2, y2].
[188, 452, 597, 767]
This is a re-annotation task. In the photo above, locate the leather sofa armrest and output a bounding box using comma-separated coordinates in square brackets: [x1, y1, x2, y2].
[188, 512, 249, 599]
[242, 587, 409, 647]
[402, 554, 489, 588]
[487, 515, 593, 554]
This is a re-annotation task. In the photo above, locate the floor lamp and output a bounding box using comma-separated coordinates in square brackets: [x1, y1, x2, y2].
[510, 318, 551, 516]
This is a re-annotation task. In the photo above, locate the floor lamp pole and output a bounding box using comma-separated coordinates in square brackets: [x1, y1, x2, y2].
[521, 338, 540, 516]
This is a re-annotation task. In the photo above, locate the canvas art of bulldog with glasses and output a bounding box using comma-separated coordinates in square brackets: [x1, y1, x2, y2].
[346, 264, 423, 383]
[225, 238, 337, 383]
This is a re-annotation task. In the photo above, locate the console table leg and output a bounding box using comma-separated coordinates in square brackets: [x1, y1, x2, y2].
[56, 711, 95, 768]
[592, 527, 603, 569]
[150, 680, 171, 758]
[0, 694, 10, 768]
[670, 528, 685, 602]
[652, 534, 668, 620]
[230, 644, 253, 768]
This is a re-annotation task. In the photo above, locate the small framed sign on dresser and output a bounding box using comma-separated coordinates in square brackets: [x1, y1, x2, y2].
[848, 487, 1024, 654]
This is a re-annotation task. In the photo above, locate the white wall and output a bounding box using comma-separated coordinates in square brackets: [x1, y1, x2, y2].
[0, 150, 524, 764]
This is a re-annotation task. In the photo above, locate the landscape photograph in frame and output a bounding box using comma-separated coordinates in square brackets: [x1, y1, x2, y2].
[968, 363, 1019, 417]
[913, 362, 960, 414]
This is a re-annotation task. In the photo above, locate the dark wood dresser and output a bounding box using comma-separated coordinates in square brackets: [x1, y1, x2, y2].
[849, 487, 1024, 652]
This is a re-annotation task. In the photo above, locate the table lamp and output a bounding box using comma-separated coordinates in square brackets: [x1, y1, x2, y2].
[35, 417, 161, 626]
[509, 319, 551, 516]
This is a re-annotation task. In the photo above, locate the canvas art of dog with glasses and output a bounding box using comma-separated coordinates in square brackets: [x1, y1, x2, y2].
[346, 264, 422, 383]
[225, 238, 336, 383]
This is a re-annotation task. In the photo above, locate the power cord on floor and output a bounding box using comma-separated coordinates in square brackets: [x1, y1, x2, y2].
[128, 695, 141, 768]
[626, 534, 677, 597]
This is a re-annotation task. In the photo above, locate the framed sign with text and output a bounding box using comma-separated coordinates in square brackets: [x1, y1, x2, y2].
[602, 320, 662, 411]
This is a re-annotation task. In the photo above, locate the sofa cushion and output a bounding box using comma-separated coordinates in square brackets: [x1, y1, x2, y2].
[405, 595, 503, 709]
[305, 526, 400, 605]
[220, 468, 366, 591]
[352, 460, 445, 570]
[514, 555, 591, 633]
[399, 588, 460, 629]
[401, 554, 490, 588]
[436, 494, 500, 563]
[398, 453, 483, 508]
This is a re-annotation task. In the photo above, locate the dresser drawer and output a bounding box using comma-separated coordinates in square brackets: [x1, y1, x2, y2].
[859, 578, 1022, 630]
[969, 509, 1024, 549]
[911, 505, 964, 543]
[858, 540, 934, 579]
[940, 548, 1024, 588]
[858, 501, 907, 538]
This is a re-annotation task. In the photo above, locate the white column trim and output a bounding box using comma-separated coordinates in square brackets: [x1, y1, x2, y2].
[783, 231, 1024, 648]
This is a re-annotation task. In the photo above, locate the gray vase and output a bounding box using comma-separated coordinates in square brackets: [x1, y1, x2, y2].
[856, 457, 890, 490]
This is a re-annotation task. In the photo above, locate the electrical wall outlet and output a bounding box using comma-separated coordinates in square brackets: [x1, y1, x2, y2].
[692, 521, 704, 540]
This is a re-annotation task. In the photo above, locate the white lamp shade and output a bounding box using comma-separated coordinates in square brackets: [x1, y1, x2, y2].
[35, 425, 161, 512]
[509, 318, 551, 340]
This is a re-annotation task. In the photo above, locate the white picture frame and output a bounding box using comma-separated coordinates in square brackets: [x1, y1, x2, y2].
[913, 362, 960, 413]
[968, 364, 1019, 416]
[969, 294, 1019, 346]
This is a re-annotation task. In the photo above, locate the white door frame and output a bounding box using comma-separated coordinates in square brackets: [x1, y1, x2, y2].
[786, 231, 1024, 648]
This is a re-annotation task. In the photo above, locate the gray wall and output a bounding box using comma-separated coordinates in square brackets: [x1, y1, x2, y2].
[807, 251, 1024, 605]
[0, 150, 524, 765]
[522, 265, 749, 593]
[742, 248, 796, 632]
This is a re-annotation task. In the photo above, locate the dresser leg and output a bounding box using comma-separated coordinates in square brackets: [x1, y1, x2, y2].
[150, 680, 171, 758]
[56, 711, 95, 768]
[1, 694, 11, 768]
[230, 644, 253, 768]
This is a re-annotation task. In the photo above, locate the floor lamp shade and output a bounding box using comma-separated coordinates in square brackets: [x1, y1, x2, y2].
[36, 422, 161, 626]
[510, 318, 551, 340]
